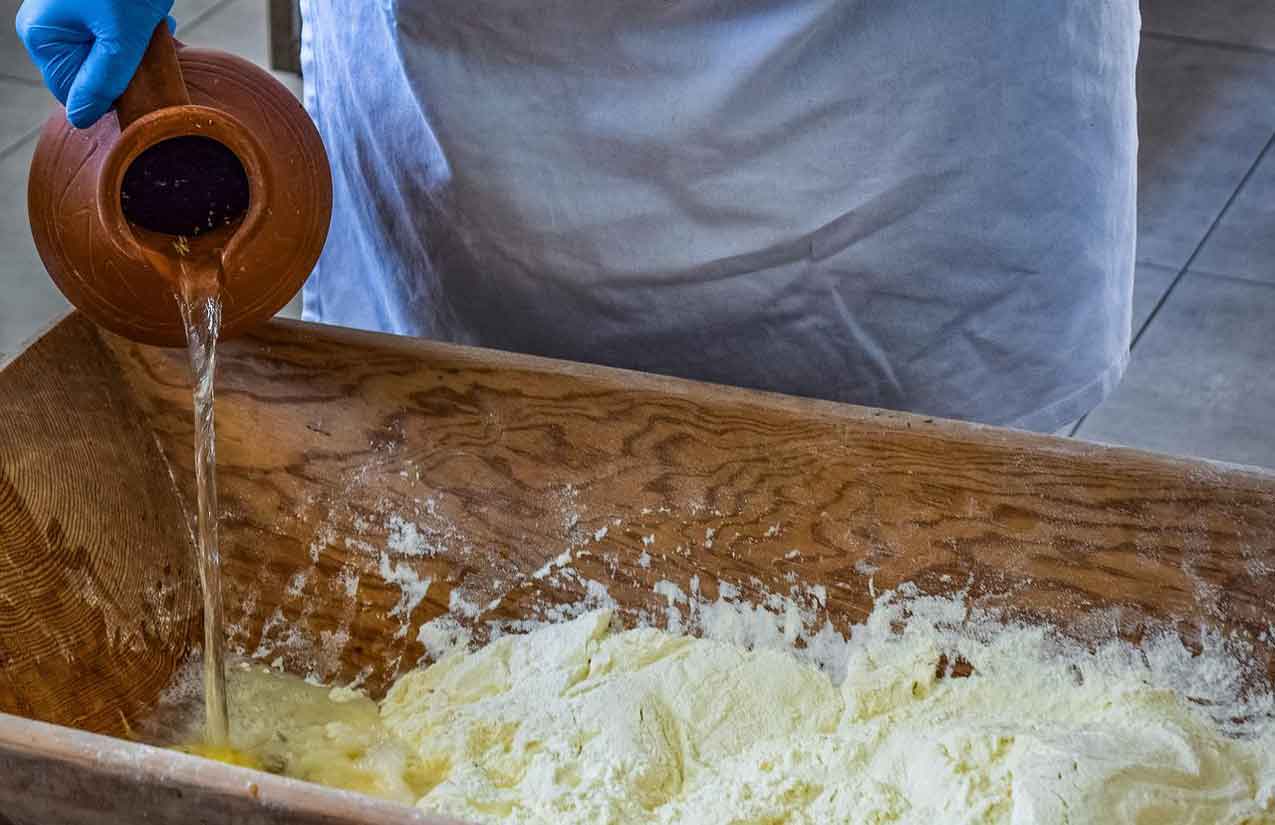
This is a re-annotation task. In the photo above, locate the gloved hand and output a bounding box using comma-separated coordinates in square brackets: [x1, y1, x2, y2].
[15, 0, 176, 129]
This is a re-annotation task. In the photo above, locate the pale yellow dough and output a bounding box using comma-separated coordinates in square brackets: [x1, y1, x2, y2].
[213, 609, 1275, 824]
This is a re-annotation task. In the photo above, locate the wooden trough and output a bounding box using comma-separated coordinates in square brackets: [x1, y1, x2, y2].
[1, 311, 1273, 824]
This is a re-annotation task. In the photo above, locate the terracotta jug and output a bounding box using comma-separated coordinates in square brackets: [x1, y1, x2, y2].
[27, 24, 332, 347]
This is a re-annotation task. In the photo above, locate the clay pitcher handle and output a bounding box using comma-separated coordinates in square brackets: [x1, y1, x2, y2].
[114, 23, 191, 131]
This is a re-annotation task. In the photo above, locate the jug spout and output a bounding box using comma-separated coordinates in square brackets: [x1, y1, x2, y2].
[27, 24, 331, 348]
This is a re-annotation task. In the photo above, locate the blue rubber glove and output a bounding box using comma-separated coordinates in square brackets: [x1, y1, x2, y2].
[15, 0, 176, 129]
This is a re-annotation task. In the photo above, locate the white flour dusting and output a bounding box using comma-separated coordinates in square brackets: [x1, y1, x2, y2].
[284, 571, 309, 598]
[448, 589, 482, 619]
[335, 565, 360, 599]
[417, 616, 472, 662]
[377, 553, 431, 632]
[386, 515, 435, 557]
[653, 580, 688, 634]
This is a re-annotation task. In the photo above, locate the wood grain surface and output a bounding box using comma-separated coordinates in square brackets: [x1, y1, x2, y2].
[0, 314, 200, 735]
[110, 313, 1275, 699]
[1, 311, 1274, 822]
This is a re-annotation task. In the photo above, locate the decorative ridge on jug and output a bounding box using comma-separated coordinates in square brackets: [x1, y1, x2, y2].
[28, 23, 332, 347]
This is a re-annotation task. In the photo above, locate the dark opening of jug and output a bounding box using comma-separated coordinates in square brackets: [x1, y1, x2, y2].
[121, 136, 250, 237]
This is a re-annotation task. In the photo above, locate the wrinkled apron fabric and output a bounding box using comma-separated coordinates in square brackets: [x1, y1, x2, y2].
[299, 0, 1139, 432]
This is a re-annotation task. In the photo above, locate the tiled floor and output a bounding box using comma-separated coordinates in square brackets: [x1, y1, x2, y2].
[0, 1, 1273, 468]
[1072, 4, 1275, 469]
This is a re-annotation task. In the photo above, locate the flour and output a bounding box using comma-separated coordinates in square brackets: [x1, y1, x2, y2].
[285, 571, 309, 598]
[531, 550, 573, 580]
[416, 616, 473, 662]
[250, 608, 287, 659]
[316, 627, 349, 675]
[583, 577, 614, 607]
[376, 553, 431, 633]
[386, 515, 435, 557]
[205, 585, 1275, 825]
[204, 489, 1275, 824]
[652, 580, 687, 634]
[448, 590, 482, 619]
[335, 565, 360, 599]
[854, 559, 879, 575]
[392, 596, 1273, 824]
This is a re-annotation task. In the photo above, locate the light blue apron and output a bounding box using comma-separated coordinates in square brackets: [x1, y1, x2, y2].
[299, 0, 1138, 432]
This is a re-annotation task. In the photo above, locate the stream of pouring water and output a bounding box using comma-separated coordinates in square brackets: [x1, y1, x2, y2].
[176, 273, 229, 747]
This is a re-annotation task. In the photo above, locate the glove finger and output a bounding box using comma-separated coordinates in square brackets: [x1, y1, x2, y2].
[65, 36, 147, 129]
[14, 23, 91, 105]
[39, 39, 91, 104]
